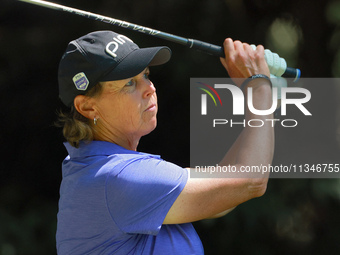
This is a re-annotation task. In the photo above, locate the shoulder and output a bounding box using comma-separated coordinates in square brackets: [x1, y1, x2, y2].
[108, 154, 188, 185]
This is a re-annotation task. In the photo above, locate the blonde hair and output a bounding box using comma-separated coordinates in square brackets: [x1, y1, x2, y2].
[57, 82, 103, 148]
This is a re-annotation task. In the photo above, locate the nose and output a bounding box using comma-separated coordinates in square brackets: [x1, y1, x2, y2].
[143, 79, 156, 98]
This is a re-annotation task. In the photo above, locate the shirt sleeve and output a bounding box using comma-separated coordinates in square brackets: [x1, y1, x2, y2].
[105, 156, 188, 235]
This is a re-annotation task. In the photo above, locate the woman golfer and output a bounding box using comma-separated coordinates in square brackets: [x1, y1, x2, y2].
[56, 30, 274, 254]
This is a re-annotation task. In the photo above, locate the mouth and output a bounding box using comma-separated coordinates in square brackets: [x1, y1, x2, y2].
[145, 103, 157, 112]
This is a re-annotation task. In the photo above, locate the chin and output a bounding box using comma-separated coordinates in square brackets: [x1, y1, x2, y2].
[148, 120, 157, 133]
[140, 119, 157, 137]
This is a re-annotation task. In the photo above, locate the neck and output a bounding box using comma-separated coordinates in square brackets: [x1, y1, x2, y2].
[93, 125, 140, 151]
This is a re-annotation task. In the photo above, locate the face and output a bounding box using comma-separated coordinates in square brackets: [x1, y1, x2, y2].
[92, 68, 158, 143]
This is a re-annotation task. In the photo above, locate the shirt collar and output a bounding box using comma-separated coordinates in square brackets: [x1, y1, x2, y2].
[64, 141, 160, 159]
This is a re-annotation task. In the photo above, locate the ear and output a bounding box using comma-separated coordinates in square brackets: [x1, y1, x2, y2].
[74, 95, 96, 120]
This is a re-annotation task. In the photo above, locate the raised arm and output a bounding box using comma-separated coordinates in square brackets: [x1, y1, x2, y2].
[163, 38, 274, 224]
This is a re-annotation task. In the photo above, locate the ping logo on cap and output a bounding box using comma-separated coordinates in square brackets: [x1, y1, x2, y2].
[73, 72, 89, 91]
[106, 35, 133, 58]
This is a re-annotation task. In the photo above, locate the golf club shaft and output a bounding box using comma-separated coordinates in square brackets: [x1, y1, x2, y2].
[18, 0, 300, 80]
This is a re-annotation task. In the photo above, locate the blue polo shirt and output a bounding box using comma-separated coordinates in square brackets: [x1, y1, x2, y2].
[56, 141, 204, 254]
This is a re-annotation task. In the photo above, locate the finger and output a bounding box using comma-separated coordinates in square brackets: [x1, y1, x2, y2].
[255, 44, 265, 56]
[220, 56, 230, 73]
[254, 44, 266, 63]
[254, 44, 270, 76]
[256, 44, 265, 52]
[233, 40, 243, 52]
[243, 42, 254, 54]
[223, 38, 235, 59]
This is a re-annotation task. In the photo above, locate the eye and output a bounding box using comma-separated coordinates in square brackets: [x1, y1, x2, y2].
[143, 72, 150, 80]
[125, 79, 136, 87]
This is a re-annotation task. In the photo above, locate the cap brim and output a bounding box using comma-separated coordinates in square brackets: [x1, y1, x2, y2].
[100, 46, 171, 82]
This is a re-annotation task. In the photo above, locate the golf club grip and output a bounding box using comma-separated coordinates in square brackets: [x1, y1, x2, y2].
[189, 39, 300, 80]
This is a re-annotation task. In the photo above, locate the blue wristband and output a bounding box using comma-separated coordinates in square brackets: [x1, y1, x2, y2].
[240, 74, 272, 91]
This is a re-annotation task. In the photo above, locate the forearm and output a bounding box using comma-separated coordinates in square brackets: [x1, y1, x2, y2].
[219, 79, 274, 176]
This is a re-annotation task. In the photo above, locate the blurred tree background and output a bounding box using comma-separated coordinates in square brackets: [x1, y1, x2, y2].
[1, 0, 340, 254]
